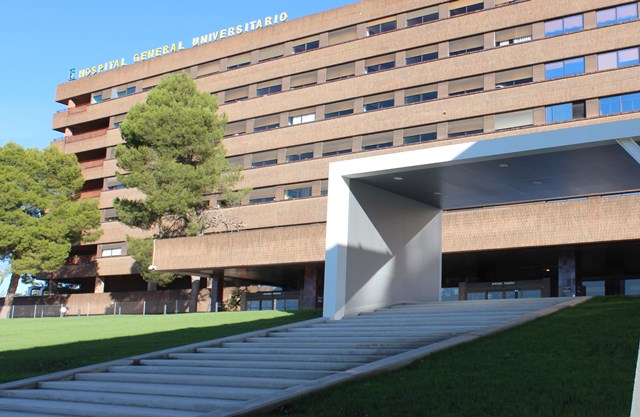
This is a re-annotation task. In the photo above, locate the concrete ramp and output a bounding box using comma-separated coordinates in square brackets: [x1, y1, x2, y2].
[0, 297, 585, 417]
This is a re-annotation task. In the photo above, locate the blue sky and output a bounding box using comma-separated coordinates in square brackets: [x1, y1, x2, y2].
[0, 0, 358, 294]
[0, 0, 358, 150]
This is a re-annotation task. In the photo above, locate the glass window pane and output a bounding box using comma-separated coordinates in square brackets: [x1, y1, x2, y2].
[572, 101, 585, 119]
[547, 103, 572, 122]
[545, 61, 565, 79]
[596, 8, 617, 26]
[544, 19, 563, 36]
[621, 92, 640, 112]
[598, 52, 618, 70]
[564, 57, 584, 76]
[624, 279, 640, 295]
[582, 280, 605, 296]
[600, 96, 621, 115]
[564, 15, 583, 33]
[618, 48, 640, 67]
[617, 4, 638, 22]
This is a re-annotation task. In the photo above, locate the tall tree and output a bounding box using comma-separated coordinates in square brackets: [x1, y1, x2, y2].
[0, 143, 101, 317]
[114, 71, 244, 285]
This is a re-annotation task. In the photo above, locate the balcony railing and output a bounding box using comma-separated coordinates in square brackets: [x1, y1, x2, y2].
[65, 129, 108, 143]
[79, 190, 102, 199]
[68, 104, 89, 114]
[65, 255, 97, 265]
[79, 159, 105, 169]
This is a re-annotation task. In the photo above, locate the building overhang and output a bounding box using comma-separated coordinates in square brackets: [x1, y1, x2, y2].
[335, 119, 640, 211]
[324, 119, 640, 319]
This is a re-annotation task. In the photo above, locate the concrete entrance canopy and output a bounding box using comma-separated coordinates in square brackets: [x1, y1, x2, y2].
[324, 119, 640, 319]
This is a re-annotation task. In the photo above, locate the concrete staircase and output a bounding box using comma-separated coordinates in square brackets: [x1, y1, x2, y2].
[0, 298, 581, 417]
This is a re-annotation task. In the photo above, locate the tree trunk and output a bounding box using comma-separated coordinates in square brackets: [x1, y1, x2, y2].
[0, 274, 20, 319]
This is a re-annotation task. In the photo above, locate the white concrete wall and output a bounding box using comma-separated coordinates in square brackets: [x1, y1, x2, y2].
[324, 176, 441, 319]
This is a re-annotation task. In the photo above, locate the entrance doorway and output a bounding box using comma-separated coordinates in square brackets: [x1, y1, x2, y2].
[459, 278, 551, 300]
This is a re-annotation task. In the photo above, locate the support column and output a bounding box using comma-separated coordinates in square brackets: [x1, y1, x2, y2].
[558, 249, 576, 297]
[94, 277, 105, 293]
[188, 276, 200, 312]
[210, 271, 224, 312]
[302, 265, 320, 309]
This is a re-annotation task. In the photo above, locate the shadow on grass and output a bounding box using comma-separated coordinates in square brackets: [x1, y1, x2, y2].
[0, 309, 321, 384]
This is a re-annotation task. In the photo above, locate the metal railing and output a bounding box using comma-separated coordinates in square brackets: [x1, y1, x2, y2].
[4, 299, 220, 319]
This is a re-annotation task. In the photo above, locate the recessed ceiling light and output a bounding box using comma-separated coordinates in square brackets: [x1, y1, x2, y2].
[393, 176, 404, 181]
[499, 163, 509, 168]
[434, 192, 442, 196]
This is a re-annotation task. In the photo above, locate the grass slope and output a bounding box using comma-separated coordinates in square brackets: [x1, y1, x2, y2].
[259, 297, 640, 417]
[0, 309, 320, 384]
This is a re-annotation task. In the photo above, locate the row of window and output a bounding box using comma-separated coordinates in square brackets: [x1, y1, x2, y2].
[221, 44, 639, 137]
[230, 90, 640, 176]
[82, 2, 638, 113]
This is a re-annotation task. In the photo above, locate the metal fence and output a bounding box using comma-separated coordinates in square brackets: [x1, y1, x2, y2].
[4, 299, 223, 319]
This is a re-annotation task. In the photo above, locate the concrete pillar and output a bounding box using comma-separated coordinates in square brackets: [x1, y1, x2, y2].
[188, 276, 200, 313]
[438, 42, 449, 59]
[94, 277, 105, 293]
[324, 179, 442, 319]
[558, 249, 576, 297]
[210, 272, 224, 311]
[302, 265, 320, 309]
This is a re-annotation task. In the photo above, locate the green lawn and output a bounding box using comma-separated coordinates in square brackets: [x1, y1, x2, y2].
[257, 297, 640, 417]
[0, 309, 320, 384]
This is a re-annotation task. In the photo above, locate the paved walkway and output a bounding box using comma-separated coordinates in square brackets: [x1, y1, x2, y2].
[0, 297, 585, 417]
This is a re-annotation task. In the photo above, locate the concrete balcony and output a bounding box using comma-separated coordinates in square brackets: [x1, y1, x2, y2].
[97, 221, 152, 245]
[97, 255, 138, 277]
[55, 129, 124, 155]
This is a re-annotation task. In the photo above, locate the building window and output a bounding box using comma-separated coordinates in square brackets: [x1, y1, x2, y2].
[364, 99, 394, 112]
[407, 7, 439, 26]
[600, 92, 640, 115]
[495, 66, 533, 88]
[286, 152, 313, 162]
[250, 197, 275, 204]
[285, 187, 312, 200]
[449, 76, 484, 96]
[597, 47, 640, 70]
[103, 208, 118, 222]
[323, 138, 352, 157]
[251, 159, 277, 168]
[544, 57, 585, 79]
[405, 91, 437, 105]
[495, 25, 533, 47]
[362, 132, 393, 150]
[254, 115, 280, 132]
[292, 40, 319, 54]
[225, 86, 249, 104]
[329, 26, 358, 45]
[325, 109, 354, 119]
[290, 71, 318, 89]
[406, 46, 438, 65]
[448, 117, 484, 138]
[404, 132, 436, 144]
[289, 112, 316, 125]
[101, 247, 122, 257]
[494, 109, 534, 131]
[366, 20, 397, 36]
[256, 84, 282, 97]
[327, 63, 356, 81]
[365, 61, 395, 74]
[596, 3, 638, 27]
[254, 124, 279, 132]
[544, 14, 583, 37]
[227, 53, 251, 70]
[449, 35, 484, 56]
[92, 94, 102, 104]
[546, 101, 586, 123]
[450, 1, 484, 16]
